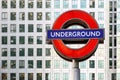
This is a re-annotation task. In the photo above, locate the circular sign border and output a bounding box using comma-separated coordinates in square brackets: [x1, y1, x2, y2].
[52, 10, 99, 61]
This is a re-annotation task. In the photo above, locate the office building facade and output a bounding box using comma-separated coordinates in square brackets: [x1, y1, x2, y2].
[0, 0, 120, 80]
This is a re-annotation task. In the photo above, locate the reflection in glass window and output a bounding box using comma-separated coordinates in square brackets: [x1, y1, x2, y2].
[2, 73, 7, 80]
[46, 12, 51, 20]
[89, 73, 95, 80]
[10, 24, 16, 32]
[37, 24, 42, 32]
[11, 0, 16, 8]
[10, 73, 16, 80]
[98, 0, 104, 8]
[37, 12, 42, 20]
[19, 12, 25, 20]
[10, 12, 16, 20]
[19, 48, 25, 56]
[37, 0, 42, 8]
[28, 60, 33, 68]
[54, 0, 60, 8]
[37, 36, 42, 44]
[28, 36, 34, 44]
[2, 48, 7, 56]
[1, 24, 7, 32]
[10, 48, 16, 56]
[2, 0, 7, 8]
[89, 0, 95, 8]
[46, 24, 51, 31]
[28, 12, 34, 20]
[89, 60, 95, 68]
[10, 60, 16, 68]
[10, 36, 16, 44]
[2, 60, 7, 69]
[28, 0, 33, 8]
[54, 12, 60, 20]
[19, 0, 25, 8]
[46, 0, 51, 8]
[80, 0, 86, 8]
[63, 0, 69, 8]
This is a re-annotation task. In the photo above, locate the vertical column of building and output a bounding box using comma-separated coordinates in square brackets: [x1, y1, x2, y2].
[109, 0, 117, 80]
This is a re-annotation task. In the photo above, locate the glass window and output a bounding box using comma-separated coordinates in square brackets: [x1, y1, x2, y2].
[98, 73, 104, 80]
[109, 60, 113, 69]
[19, 36, 25, 44]
[80, 61, 86, 69]
[118, 0, 120, 8]
[89, 0, 95, 8]
[46, 60, 51, 68]
[10, 36, 16, 44]
[109, 48, 112, 58]
[72, 0, 78, 8]
[10, 12, 16, 20]
[37, 73, 42, 80]
[114, 37, 117, 47]
[109, 13, 112, 23]
[37, 60, 42, 68]
[2, 73, 7, 80]
[46, 48, 51, 56]
[19, 12, 25, 20]
[54, 73, 60, 80]
[112, 73, 116, 80]
[63, 73, 69, 80]
[46, 0, 51, 8]
[90, 12, 95, 18]
[98, 60, 104, 69]
[117, 73, 120, 80]
[2, 48, 7, 56]
[28, 12, 34, 20]
[11, 0, 16, 8]
[37, 24, 42, 32]
[54, 0, 60, 8]
[37, 36, 42, 44]
[45, 73, 51, 80]
[37, 0, 42, 8]
[19, 73, 25, 80]
[80, 0, 86, 8]
[114, 1, 117, 11]
[109, 1, 113, 11]
[99, 24, 104, 28]
[89, 60, 95, 68]
[19, 0, 25, 8]
[89, 73, 95, 80]
[28, 48, 33, 56]
[10, 48, 16, 56]
[2, 60, 7, 69]
[46, 12, 51, 20]
[2, 0, 7, 8]
[28, 73, 33, 80]
[28, 36, 34, 44]
[54, 12, 60, 20]
[28, 0, 33, 8]
[54, 60, 60, 69]
[37, 12, 42, 20]
[109, 37, 112, 47]
[63, 0, 69, 8]
[2, 36, 7, 44]
[80, 73, 86, 80]
[46, 24, 51, 31]
[28, 60, 33, 68]
[114, 25, 117, 35]
[10, 60, 16, 68]
[37, 48, 42, 56]
[114, 60, 116, 69]
[98, 0, 104, 8]
[1, 24, 7, 32]
[19, 24, 25, 32]
[28, 24, 33, 32]
[10, 24, 16, 32]
[19, 60, 25, 68]
[63, 60, 69, 69]
[19, 48, 25, 56]
[1, 12, 8, 20]
[98, 12, 104, 20]
[10, 73, 16, 80]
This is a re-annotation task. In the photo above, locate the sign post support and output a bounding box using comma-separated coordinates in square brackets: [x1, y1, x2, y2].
[72, 59, 80, 80]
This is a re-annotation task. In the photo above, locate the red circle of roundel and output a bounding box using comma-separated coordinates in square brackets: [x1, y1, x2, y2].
[52, 10, 99, 61]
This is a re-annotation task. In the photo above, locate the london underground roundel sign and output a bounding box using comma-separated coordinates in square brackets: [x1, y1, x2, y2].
[47, 10, 104, 61]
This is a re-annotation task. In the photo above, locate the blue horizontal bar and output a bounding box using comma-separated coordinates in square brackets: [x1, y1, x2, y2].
[47, 29, 104, 39]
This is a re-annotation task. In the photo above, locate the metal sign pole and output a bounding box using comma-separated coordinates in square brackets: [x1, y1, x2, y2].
[72, 59, 80, 80]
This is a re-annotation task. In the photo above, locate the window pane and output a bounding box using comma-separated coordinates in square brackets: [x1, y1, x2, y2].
[89, 60, 95, 68]
[19, 24, 25, 32]
[28, 24, 34, 32]
[98, 12, 104, 20]
[54, 60, 60, 69]
[19, 36, 25, 44]
[37, 12, 42, 20]
[80, 61, 86, 69]
[28, 48, 33, 56]
[2, 36, 7, 44]
[19, 73, 25, 80]
[80, 73, 86, 80]
[37, 36, 42, 44]
[37, 24, 42, 32]
[89, 73, 95, 80]
[98, 0, 104, 8]
[37, 73, 42, 80]
[10, 24, 16, 32]
[46, 60, 51, 68]
[2, 73, 7, 80]
[28, 73, 33, 80]
[80, 0, 86, 8]
[54, 73, 60, 80]
[46, 48, 51, 56]
[1, 12, 8, 20]
[10, 60, 16, 68]
[10, 73, 16, 80]
[19, 12, 25, 20]
[2, 0, 7, 8]
[37, 60, 42, 68]
[19, 60, 25, 68]
[54, 0, 60, 8]
[46, 12, 51, 20]
[11, 0, 16, 8]
[2, 48, 7, 56]
[98, 73, 104, 80]
[37, 48, 42, 56]
[10, 36, 16, 44]
[1, 24, 7, 32]
[46, 0, 51, 8]
[28, 12, 34, 20]
[37, 0, 42, 8]
[2, 60, 7, 69]
[89, 0, 95, 8]
[72, 0, 78, 8]
[19, 48, 25, 56]
[28, 36, 34, 44]
[45, 73, 51, 80]
[63, 73, 69, 80]
[63, 60, 69, 69]
[98, 60, 104, 69]
[10, 12, 16, 20]
[10, 48, 16, 56]
[19, 0, 25, 8]
[63, 0, 69, 8]
[28, 60, 33, 68]
[28, 0, 33, 8]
